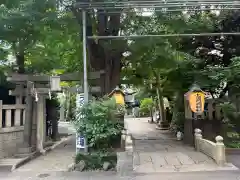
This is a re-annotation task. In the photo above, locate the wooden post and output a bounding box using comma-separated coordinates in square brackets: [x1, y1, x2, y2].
[0, 100, 2, 128]
[37, 95, 46, 153]
[59, 105, 65, 122]
[208, 100, 213, 120]
[23, 81, 33, 149]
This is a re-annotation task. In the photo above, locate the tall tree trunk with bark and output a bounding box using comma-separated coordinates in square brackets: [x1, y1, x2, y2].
[16, 51, 25, 73]
[73, 1, 124, 95]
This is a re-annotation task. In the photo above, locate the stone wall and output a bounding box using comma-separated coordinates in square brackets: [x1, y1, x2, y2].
[0, 99, 27, 158]
[0, 127, 37, 158]
[0, 127, 24, 158]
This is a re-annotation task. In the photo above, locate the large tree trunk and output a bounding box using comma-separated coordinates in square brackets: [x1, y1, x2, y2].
[156, 85, 166, 123]
[73, 1, 123, 95]
[16, 52, 25, 73]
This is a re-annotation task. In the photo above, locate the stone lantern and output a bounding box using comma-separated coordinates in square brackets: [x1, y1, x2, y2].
[108, 86, 125, 123]
[108, 86, 125, 105]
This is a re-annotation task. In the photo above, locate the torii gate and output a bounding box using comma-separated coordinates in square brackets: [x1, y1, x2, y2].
[6, 71, 103, 155]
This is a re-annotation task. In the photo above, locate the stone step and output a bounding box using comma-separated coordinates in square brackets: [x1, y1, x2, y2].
[0, 158, 24, 172]
[18, 146, 36, 154]
[14, 151, 37, 158]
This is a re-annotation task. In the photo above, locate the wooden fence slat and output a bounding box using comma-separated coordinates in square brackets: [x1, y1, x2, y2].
[23, 109, 25, 125]
[6, 109, 12, 127]
[208, 102, 213, 120]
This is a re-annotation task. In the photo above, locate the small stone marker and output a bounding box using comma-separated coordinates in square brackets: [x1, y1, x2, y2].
[103, 161, 111, 171]
[75, 160, 86, 171]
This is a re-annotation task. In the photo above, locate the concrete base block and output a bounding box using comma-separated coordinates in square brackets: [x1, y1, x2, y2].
[17, 146, 35, 154]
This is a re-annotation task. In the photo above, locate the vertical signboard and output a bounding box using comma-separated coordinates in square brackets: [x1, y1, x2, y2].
[75, 93, 87, 153]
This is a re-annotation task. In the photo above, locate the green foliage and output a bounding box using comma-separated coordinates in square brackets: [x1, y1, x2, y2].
[67, 94, 76, 121]
[170, 111, 185, 133]
[169, 93, 185, 133]
[75, 152, 117, 170]
[221, 102, 240, 134]
[139, 98, 153, 116]
[226, 141, 240, 148]
[74, 98, 124, 150]
[0, 0, 82, 75]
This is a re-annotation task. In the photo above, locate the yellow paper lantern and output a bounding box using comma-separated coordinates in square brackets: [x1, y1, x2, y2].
[188, 92, 205, 113]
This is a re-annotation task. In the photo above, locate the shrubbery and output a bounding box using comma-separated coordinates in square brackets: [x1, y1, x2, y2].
[72, 98, 125, 171]
[74, 97, 125, 151]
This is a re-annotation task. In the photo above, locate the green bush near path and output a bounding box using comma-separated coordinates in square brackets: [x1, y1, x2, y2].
[73, 98, 125, 171]
[74, 97, 125, 151]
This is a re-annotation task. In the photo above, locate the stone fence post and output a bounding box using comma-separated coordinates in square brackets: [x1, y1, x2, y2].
[121, 129, 127, 150]
[215, 135, 226, 166]
[194, 128, 202, 151]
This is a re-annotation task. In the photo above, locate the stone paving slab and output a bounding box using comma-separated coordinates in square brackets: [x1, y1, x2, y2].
[151, 153, 167, 167]
[125, 117, 238, 173]
[176, 152, 195, 165]
[13, 135, 76, 172]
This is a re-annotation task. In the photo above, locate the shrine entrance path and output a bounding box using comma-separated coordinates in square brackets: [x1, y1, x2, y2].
[125, 117, 238, 173]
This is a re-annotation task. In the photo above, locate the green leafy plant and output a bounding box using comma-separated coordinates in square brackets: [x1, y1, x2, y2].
[74, 98, 124, 151]
[170, 111, 185, 133]
[221, 102, 240, 134]
[139, 98, 154, 116]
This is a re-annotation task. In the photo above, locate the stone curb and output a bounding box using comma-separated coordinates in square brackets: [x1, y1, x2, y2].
[11, 135, 72, 171]
[68, 133, 135, 173]
[67, 162, 75, 172]
[11, 151, 41, 171]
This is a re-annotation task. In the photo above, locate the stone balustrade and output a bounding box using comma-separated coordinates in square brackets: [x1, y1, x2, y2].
[194, 128, 226, 166]
[0, 101, 26, 128]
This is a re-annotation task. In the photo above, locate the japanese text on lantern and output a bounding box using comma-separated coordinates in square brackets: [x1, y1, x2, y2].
[188, 92, 205, 113]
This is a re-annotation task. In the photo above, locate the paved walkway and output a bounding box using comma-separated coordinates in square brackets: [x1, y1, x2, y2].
[13, 135, 75, 172]
[2, 171, 240, 180]
[125, 117, 238, 173]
